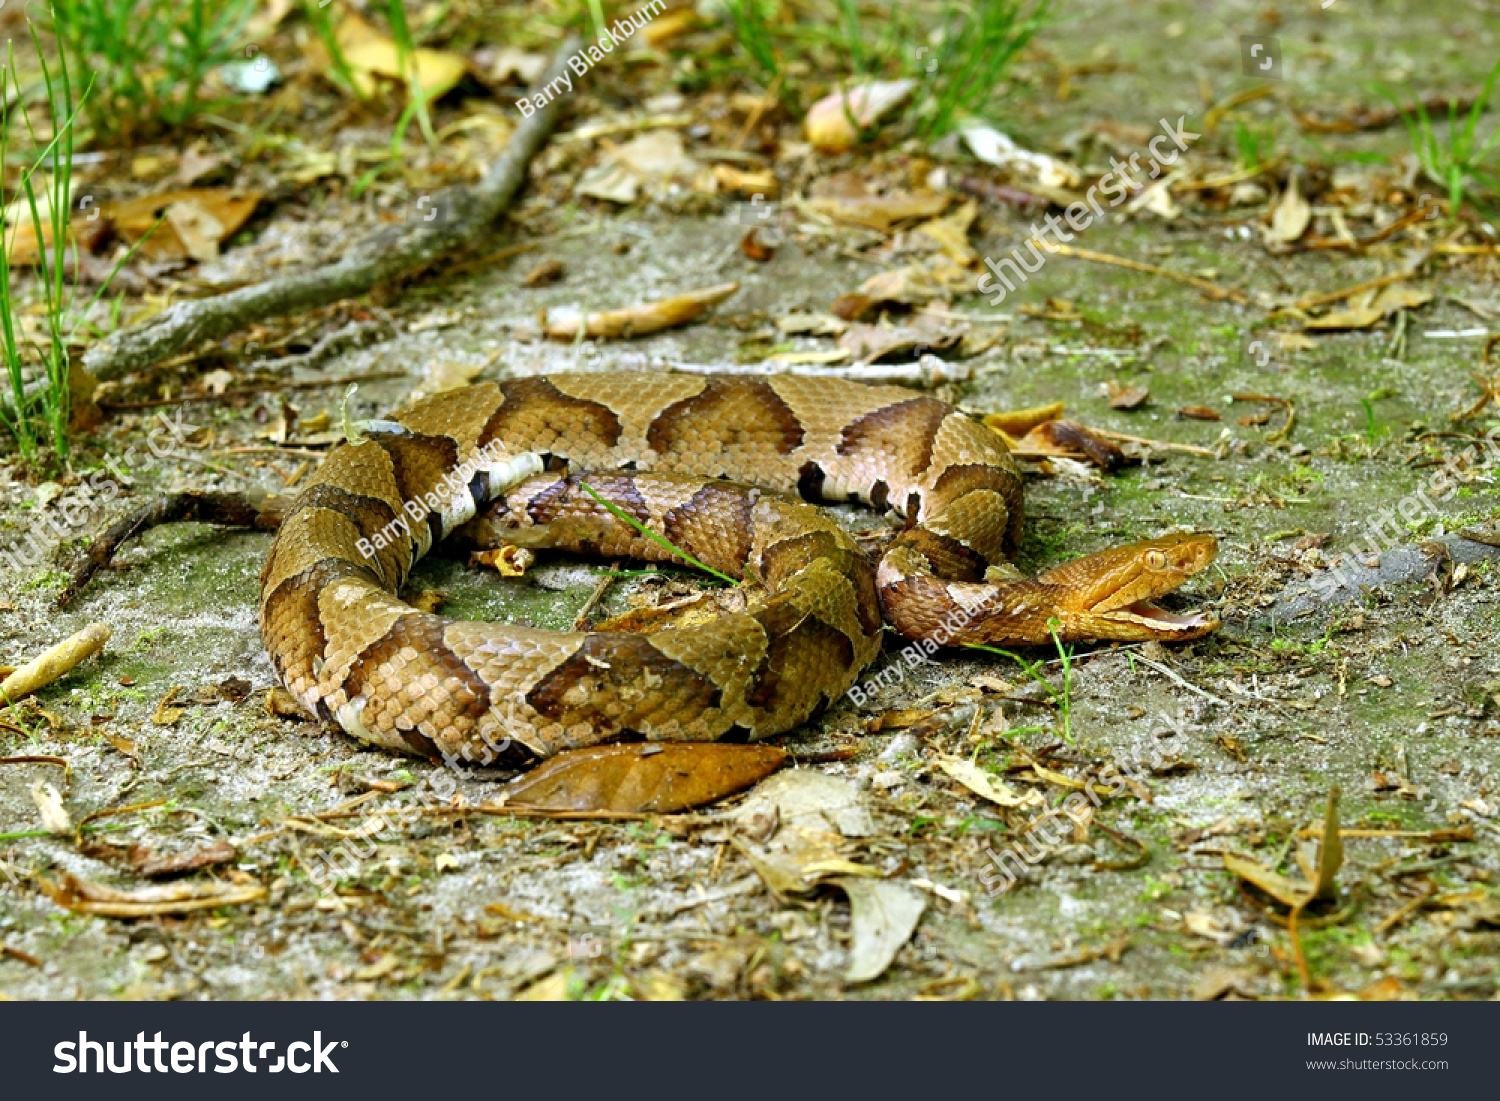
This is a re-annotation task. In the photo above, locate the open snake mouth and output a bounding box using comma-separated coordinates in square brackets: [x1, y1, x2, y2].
[1100, 601, 1219, 637]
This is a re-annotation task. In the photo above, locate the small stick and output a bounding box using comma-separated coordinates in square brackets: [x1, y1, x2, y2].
[1292, 267, 1419, 311]
[58, 491, 288, 608]
[1036, 241, 1249, 304]
[1090, 429, 1218, 456]
[0, 623, 111, 705]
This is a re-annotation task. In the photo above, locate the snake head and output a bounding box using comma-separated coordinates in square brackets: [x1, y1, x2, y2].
[1038, 533, 1219, 642]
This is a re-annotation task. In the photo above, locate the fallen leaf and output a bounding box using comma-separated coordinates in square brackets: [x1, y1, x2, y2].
[333, 11, 468, 100]
[4, 207, 111, 265]
[1019, 420, 1129, 469]
[473, 545, 536, 576]
[1177, 404, 1221, 421]
[836, 877, 926, 983]
[802, 189, 949, 232]
[1105, 380, 1150, 410]
[164, 199, 225, 262]
[522, 258, 565, 287]
[910, 199, 979, 263]
[105, 189, 263, 262]
[129, 839, 237, 879]
[934, 755, 1044, 809]
[30, 781, 71, 834]
[712, 164, 778, 198]
[983, 401, 1065, 437]
[38, 872, 265, 917]
[411, 358, 486, 399]
[1304, 284, 1431, 331]
[482, 46, 547, 85]
[729, 769, 876, 838]
[838, 319, 964, 363]
[495, 743, 786, 814]
[958, 122, 1082, 191]
[740, 227, 775, 262]
[539, 282, 739, 340]
[1269, 172, 1312, 244]
[805, 80, 915, 152]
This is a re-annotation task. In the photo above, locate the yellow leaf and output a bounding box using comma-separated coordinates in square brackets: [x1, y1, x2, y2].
[336, 12, 468, 100]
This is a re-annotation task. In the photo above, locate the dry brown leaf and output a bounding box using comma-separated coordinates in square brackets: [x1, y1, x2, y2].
[802, 190, 949, 232]
[539, 282, 739, 340]
[1269, 172, 1312, 243]
[105, 189, 263, 262]
[38, 871, 265, 917]
[30, 781, 71, 834]
[129, 839, 237, 879]
[522, 258, 566, 287]
[713, 165, 778, 198]
[934, 755, 1044, 809]
[1105, 380, 1150, 410]
[838, 320, 963, 363]
[1177, 405, 1221, 421]
[1305, 284, 1431, 331]
[983, 402, 1065, 438]
[1019, 420, 1129, 469]
[836, 877, 926, 984]
[910, 199, 979, 263]
[333, 11, 468, 100]
[805, 80, 915, 152]
[495, 743, 786, 814]
[740, 228, 776, 262]
[472, 545, 535, 577]
[4, 212, 111, 266]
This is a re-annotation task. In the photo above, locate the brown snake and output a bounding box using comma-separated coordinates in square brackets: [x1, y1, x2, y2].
[260, 374, 1217, 768]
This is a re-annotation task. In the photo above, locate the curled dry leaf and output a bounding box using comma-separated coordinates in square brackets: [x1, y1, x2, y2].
[473, 545, 536, 577]
[934, 755, 1044, 809]
[1268, 171, 1312, 245]
[522, 258, 566, 287]
[835, 876, 926, 984]
[38, 871, 266, 917]
[713, 165, 778, 198]
[983, 401, 1065, 438]
[740, 227, 776, 262]
[1020, 420, 1129, 470]
[805, 79, 915, 153]
[495, 743, 786, 814]
[539, 282, 739, 340]
[838, 319, 964, 364]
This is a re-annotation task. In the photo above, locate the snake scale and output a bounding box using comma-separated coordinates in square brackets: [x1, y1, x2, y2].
[260, 373, 1218, 768]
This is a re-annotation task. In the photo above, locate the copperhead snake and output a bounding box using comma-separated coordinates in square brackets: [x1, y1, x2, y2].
[260, 374, 1217, 768]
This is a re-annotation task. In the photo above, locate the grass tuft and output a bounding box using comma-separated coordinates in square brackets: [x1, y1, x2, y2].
[50, 0, 256, 141]
[1384, 57, 1500, 215]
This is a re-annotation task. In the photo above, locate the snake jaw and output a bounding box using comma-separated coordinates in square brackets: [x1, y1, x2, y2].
[1043, 533, 1220, 642]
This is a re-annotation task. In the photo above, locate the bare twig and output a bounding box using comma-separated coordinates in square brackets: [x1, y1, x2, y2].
[82, 38, 581, 383]
[58, 491, 289, 608]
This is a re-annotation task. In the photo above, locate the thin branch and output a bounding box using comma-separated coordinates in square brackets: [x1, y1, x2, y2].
[82, 37, 581, 383]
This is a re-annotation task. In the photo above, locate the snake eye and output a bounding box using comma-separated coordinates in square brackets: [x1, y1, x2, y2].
[1145, 549, 1168, 571]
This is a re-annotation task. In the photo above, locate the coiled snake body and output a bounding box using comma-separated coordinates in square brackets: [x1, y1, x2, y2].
[260, 374, 1217, 767]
